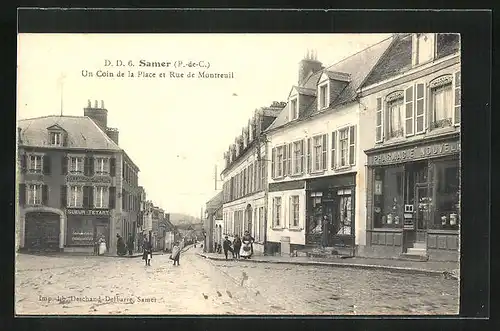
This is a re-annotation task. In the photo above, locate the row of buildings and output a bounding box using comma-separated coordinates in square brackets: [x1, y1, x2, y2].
[16, 100, 177, 254]
[207, 33, 460, 262]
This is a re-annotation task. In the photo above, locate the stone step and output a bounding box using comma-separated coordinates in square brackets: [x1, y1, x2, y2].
[407, 247, 427, 255]
[400, 253, 429, 262]
[412, 242, 427, 249]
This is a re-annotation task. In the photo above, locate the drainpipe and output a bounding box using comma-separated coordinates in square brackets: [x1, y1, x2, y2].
[262, 138, 269, 255]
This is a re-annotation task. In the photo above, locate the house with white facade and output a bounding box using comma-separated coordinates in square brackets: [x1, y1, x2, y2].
[264, 39, 393, 256]
[220, 103, 283, 254]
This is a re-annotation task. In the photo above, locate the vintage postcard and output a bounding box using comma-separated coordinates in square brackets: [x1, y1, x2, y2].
[15, 32, 460, 315]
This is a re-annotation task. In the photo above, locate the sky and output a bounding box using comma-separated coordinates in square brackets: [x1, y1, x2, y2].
[17, 33, 391, 218]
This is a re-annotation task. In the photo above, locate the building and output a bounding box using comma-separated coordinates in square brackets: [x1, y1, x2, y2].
[264, 40, 393, 256]
[204, 191, 223, 253]
[160, 213, 176, 252]
[220, 103, 283, 254]
[358, 33, 461, 261]
[17, 100, 141, 254]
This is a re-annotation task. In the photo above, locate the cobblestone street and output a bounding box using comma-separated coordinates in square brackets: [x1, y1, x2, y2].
[15, 247, 459, 315]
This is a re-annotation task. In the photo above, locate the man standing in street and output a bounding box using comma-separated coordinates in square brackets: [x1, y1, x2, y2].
[127, 234, 134, 256]
[222, 235, 234, 260]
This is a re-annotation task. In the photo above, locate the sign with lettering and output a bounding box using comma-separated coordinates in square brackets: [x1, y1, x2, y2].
[368, 140, 460, 166]
[66, 174, 112, 184]
[67, 209, 111, 216]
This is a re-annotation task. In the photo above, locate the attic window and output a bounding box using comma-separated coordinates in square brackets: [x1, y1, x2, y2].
[50, 132, 62, 146]
[318, 82, 329, 109]
[290, 97, 299, 120]
[414, 33, 436, 66]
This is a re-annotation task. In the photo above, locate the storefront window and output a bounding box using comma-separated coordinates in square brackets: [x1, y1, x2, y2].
[430, 158, 460, 230]
[373, 166, 404, 228]
[67, 217, 94, 246]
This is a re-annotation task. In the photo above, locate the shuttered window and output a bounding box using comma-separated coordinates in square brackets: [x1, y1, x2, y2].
[271, 148, 276, 179]
[349, 125, 356, 166]
[405, 85, 415, 136]
[415, 82, 426, 134]
[375, 97, 383, 142]
[321, 134, 328, 170]
[453, 71, 461, 125]
[331, 131, 337, 169]
[306, 138, 312, 173]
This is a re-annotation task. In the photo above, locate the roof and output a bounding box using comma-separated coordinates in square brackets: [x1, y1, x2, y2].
[205, 191, 223, 214]
[18, 115, 121, 151]
[265, 36, 393, 132]
[290, 86, 316, 97]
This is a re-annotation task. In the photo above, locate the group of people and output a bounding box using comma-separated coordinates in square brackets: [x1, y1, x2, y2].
[116, 233, 181, 267]
[221, 231, 255, 260]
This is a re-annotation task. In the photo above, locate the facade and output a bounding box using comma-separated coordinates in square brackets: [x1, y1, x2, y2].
[17, 100, 141, 254]
[264, 40, 393, 255]
[358, 33, 461, 261]
[220, 103, 283, 254]
[204, 191, 223, 253]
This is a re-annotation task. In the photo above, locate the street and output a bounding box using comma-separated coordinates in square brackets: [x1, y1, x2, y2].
[15, 247, 459, 315]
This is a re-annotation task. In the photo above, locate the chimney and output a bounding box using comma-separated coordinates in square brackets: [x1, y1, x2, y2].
[88, 99, 91, 107]
[298, 48, 323, 86]
[84, 99, 108, 130]
[106, 127, 119, 145]
[101, 100, 105, 108]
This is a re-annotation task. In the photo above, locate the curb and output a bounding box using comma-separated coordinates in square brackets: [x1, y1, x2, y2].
[196, 253, 447, 276]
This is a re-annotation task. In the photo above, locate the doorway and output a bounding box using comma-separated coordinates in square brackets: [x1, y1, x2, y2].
[24, 212, 60, 251]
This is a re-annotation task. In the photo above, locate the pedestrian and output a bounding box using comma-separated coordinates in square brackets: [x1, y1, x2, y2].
[170, 242, 181, 266]
[127, 234, 134, 256]
[93, 238, 99, 256]
[241, 231, 255, 259]
[142, 239, 152, 266]
[222, 235, 234, 260]
[116, 234, 126, 256]
[321, 215, 329, 248]
[233, 235, 242, 259]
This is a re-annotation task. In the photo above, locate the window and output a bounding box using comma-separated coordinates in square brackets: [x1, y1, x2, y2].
[29, 155, 43, 173]
[292, 141, 303, 174]
[388, 98, 404, 138]
[431, 83, 453, 129]
[453, 72, 461, 125]
[70, 156, 84, 174]
[276, 146, 284, 178]
[68, 186, 83, 207]
[339, 129, 349, 167]
[290, 98, 298, 120]
[312, 135, 324, 172]
[95, 186, 109, 208]
[431, 159, 460, 230]
[375, 97, 383, 142]
[338, 190, 352, 235]
[290, 195, 300, 227]
[27, 184, 42, 205]
[50, 132, 62, 146]
[416, 33, 435, 65]
[272, 197, 281, 227]
[95, 157, 109, 175]
[319, 84, 328, 109]
[373, 166, 404, 229]
[415, 83, 426, 133]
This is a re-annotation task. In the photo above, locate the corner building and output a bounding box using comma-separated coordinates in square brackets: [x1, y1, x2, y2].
[17, 100, 141, 254]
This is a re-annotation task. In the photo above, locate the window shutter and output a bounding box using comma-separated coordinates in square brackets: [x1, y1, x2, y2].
[306, 138, 312, 174]
[282, 145, 287, 177]
[84, 156, 90, 176]
[375, 97, 383, 142]
[43, 155, 51, 175]
[271, 147, 276, 179]
[287, 143, 292, 176]
[109, 186, 116, 209]
[322, 134, 328, 170]
[20, 154, 27, 173]
[110, 158, 116, 176]
[89, 157, 95, 176]
[63, 133, 68, 147]
[349, 126, 356, 166]
[453, 71, 461, 126]
[415, 83, 426, 134]
[61, 156, 68, 175]
[404, 85, 415, 136]
[19, 184, 26, 206]
[300, 139, 305, 173]
[331, 131, 337, 169]
[42, 185, 48, 205]
[60, 185, 67, 208]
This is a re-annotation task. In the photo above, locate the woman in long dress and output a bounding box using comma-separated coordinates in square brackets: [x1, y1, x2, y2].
[240, 231, 255, 259]
[170, 242, 181, 266]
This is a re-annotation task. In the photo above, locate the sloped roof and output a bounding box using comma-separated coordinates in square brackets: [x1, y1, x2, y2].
[266, 36, 393, 132]
[290, 86, 316, 97]
[205, 191, 223, 214]
[18, 115, 121, 150]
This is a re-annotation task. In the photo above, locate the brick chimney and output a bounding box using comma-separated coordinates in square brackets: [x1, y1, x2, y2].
[106, 127, 119, 145]
[84, 99, 108, 131]
[298, 49, 323, 86]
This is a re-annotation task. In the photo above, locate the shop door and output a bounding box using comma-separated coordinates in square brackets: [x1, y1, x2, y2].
[95, 224, 109, 251]
[330, 188, 355, 251]
[24, 212, 60, 251]
[414, 183, 431, 243]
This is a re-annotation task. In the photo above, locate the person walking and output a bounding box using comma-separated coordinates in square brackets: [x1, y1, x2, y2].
[241, 231, 255, 259]
[116, 234, 126, 256]
[142, 239, 152, 266]
[170, 242, 181, 266]
[222, 235, 234, 260]
[126, 234, 134, 256]
[233, 235, 242, 259]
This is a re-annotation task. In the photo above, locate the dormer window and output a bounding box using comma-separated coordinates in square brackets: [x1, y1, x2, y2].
[47, 124, 66, 147]
[50, 132, 62, 146]
[413, 33, 436, 66]
[318, 82, 329, 110]
[290, 97, 299, 120]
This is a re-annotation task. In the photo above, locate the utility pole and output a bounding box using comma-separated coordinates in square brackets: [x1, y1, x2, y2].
[58, 73, 66, 116]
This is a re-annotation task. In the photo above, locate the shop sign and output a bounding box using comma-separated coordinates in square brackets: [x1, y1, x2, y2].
[67, 208, 110, 216]
[368, 140, 460, 166]
[66, 174, 112, 184]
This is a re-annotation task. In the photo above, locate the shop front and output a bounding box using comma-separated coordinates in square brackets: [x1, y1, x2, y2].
[306, 174, 356, 255]
[65, 208, 111, 254]
[24, 212, 61, 251]
[365, 133, 460, 261]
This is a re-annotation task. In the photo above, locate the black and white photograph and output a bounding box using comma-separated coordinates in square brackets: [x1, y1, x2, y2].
[15, 31, 461, 315]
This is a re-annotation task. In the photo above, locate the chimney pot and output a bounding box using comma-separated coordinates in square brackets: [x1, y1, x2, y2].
[101, 100, 104, 108]
[94, 100, 98, 108]
[88, 99, 91, 107]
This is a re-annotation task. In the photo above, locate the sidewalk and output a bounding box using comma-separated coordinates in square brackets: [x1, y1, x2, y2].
[196, 251, 459, 276]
